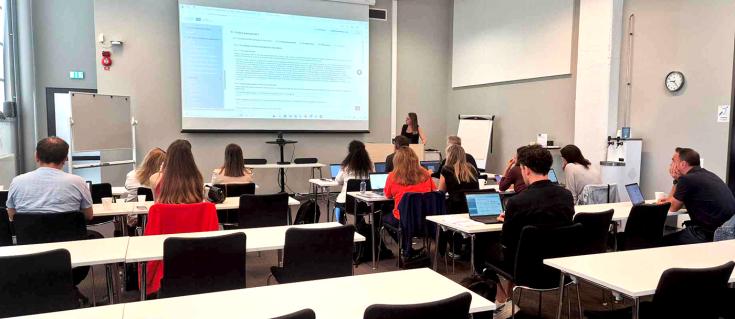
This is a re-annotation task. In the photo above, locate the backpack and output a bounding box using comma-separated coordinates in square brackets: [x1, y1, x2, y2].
[460, 274, 497, 319]
[293, 199, 320, 224]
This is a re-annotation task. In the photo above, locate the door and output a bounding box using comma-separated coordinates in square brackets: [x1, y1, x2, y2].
[0, 0, 19, 189]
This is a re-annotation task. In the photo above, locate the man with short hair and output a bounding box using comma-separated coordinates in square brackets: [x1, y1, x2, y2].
[432, 135, 478, 178]
[384, 135, 410, 173]
[658, 147, 735, 245]
[6, 137, 94, 220]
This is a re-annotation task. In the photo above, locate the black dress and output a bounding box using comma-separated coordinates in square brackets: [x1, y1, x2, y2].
[441, 166, 480, 214]
[401, 124, 420, 144]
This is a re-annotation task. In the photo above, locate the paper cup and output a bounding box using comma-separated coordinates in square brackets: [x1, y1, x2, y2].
[102, 197, 114, 210]
[138, 195, 147, 203]
[654, 192, 666, 201]
[0, 185, 4, 191]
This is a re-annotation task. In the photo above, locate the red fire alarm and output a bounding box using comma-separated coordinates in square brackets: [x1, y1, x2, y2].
[101, 51, 112, 70]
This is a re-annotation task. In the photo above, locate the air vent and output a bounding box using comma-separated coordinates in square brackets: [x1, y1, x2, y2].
[369, 8, 387, 21]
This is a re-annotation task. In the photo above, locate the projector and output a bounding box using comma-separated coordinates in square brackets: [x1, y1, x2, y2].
[324, 0, 376, 6]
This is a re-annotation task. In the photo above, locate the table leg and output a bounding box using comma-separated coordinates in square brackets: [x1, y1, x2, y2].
[556, 272, 566, 319]
[470, 234, 476, 275]
[325, 187, 331, 223]
[433, 224, 440, 271]
[312, 184, 318, 223]
[370, 203, 377, 270]
[139, 262, 147, 301]
[632, 297, 640, 319]
[105, 264, 116, 304]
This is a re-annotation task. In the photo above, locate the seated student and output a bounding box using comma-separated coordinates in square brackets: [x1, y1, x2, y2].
[432, 136, 478, 178]
[498, 146, 528, 193]
[385, 135, 410, 173]
[124, 147, 166, 201]
[658, 147, 735, 245]
[211, 143, 254, 185]
[335, 140, 374, 205]
[560, 144, 602, 203]
[438, 144, 479, 214]
[150, 139, 204, 204]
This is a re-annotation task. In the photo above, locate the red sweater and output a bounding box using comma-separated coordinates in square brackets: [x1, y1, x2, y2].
[384, 170, 436, 219]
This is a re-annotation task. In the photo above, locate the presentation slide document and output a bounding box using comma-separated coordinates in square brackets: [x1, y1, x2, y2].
[179, 3, 369, 131]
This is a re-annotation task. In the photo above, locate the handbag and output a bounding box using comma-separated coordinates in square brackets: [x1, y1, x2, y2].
[206, 185, 226, 204]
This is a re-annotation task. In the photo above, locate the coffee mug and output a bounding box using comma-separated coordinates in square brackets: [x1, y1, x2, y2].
[138, 195, 147, 203]
[102, 197, 114, 210]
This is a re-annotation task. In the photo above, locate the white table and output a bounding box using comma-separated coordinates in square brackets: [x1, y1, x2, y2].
[309, 178, 339, 222]
[93, 196, 301, 217]
[245, 162, 325, 193]
[122, 268, 495, 319]
[8, 304, 124, 319]
[0, 237, 129, 304]
[126, 222, 364, 300]
[347, 191, 392, 270]
[545, 240, 735, 319]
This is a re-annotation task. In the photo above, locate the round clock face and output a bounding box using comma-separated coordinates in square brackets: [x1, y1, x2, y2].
[665, 71, 685, 92]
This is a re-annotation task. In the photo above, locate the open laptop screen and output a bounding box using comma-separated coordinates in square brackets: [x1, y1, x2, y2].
[466, 192, 503, 217]
[369, 173, 389, 191]
[548, 168, 558, 183]
[420, 161, 441, 173]
[626, 183, 645, 205]
[330, 164, 341, 179]
[374, 162, 386, 173]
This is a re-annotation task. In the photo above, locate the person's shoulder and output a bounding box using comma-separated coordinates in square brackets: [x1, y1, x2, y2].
[126, 170, 136, 178]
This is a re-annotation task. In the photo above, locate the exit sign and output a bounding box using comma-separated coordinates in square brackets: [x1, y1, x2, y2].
[69, 71, 85, 80]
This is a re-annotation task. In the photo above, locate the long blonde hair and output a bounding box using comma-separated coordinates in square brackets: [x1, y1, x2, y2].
[446, 144, 477, 184]
[136, 148, 166, 186]
[158, 139, 204, 204]
[392, 147, 428, 185]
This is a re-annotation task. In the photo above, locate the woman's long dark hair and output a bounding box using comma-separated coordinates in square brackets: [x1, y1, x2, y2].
[220, 143, 245, 177]
[560, 144, 591, 169]
[340, 140, 373, 178]
[408, 112, 419, 131]
[158, 139, 204, 204]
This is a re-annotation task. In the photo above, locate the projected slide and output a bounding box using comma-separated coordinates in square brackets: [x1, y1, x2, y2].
[179, 4, 369, 131]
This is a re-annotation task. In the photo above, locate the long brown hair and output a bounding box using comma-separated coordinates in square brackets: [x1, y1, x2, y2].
[446, 144, 477, 184]
[392, 147, 428, 185]
[407, 112, 419, 131]
[340, 140, 373, 178]
[219, 143, 245, 177]
[136, 147, 166, 186]
[158, 139, 203, 204]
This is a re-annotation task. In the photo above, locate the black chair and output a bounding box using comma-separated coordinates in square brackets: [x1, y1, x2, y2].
[486, 223, 585, 318]
[238, 193, 290, 228]
[345, 179, 372, 219]
[0, 190, 8, 208]
[243, 158, 268, 165]
[585, 261, 735, 319]
[619, 203, 670, 250]
[137, 187, 154, 201]
[89, 183, 115, 226]
[0, 249, 78, 317]
[573, 209, 614, 255]
[214, 183, 256, 197]
[363, 292, 472, 319]
[13, 211, 87, 245]
[272, 309, 316, 319]
[270, 225, 355, 284]
[0, 208, 12, 246]
[158, 233, 247, 299]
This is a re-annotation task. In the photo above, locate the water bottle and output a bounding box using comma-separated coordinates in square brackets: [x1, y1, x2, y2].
[360, 180, 367, 194]
[334, 207, 343, 224]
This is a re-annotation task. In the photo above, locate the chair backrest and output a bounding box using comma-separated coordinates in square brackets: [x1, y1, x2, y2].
[279, 225, 355, 283]
[397, 191, 446, 238]
[144, 202, 220, 236]
[0, 208, 13, 246]
[272, 309, 316, 319]
[0, 249, 77, 317]
[345, 179, 372, 216]
[650, 261, 735, 319]
[158, 233, 247, 298]
[622, 203, 670, 250]
[214, 183, 256, 197]
[90, 183, 113, 204]
[363, 292, 472, 319]
[573, 209, 614, 255]
[13, 211, 87, 245]
[238, 193, 290, 228]
[513, 223, 584, 289]
[243, 158, 267, 165]
[137, 187, 154, 201]
[577, 184, 618, 205]
[0, 190, 8, 208]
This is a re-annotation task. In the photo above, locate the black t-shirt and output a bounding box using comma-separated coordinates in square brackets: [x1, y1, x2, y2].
[441, 166, 479, 214]
[385, 153, 396, 173]
[674, 167, 735, 232]
[502, 180, 574, 263]
[401, 124, 420, 144]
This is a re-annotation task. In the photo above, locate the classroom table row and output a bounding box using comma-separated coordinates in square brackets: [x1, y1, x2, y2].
[92, 196, 301, 217]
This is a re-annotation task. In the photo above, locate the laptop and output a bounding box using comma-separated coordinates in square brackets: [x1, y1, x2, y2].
[625, 183, 645, 206]
[374, 162, 387, 173]
[465, 191, 504, 224]
[369, 173, 389, 195]
[329, 164, 341, 180]
[420, 161, 441, 173]
[548, 168, 559, 184]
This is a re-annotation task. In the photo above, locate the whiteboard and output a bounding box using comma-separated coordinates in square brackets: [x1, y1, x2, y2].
[457, 117, 493, 168]
[452, 0, 573, 87]
[70, 93, 132, 152]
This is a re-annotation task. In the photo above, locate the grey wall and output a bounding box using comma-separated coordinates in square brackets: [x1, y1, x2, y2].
[618, 0, 735, 197]
[447, 1, 580, 175]
[93, 0, 396, 193]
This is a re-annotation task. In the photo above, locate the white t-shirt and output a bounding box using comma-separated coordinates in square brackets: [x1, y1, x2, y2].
[335, 167, 370, 204]
[124, 170, 141, 202]
[563, 163, 602, 203]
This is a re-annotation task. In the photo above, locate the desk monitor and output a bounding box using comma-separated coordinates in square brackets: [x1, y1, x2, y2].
[330, 164, 341, 179]
[374, 162, 386, 173]
[548, 168, 559, 184]
[369, 173, 389, 192]
[626, 183, 645, 206]
[420, 161, 441, 173]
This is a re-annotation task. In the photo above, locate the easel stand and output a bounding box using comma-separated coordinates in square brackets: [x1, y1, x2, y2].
[266, 137, 297, 193]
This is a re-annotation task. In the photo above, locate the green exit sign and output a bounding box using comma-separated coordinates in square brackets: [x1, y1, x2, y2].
[69, 71, 85, 80]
